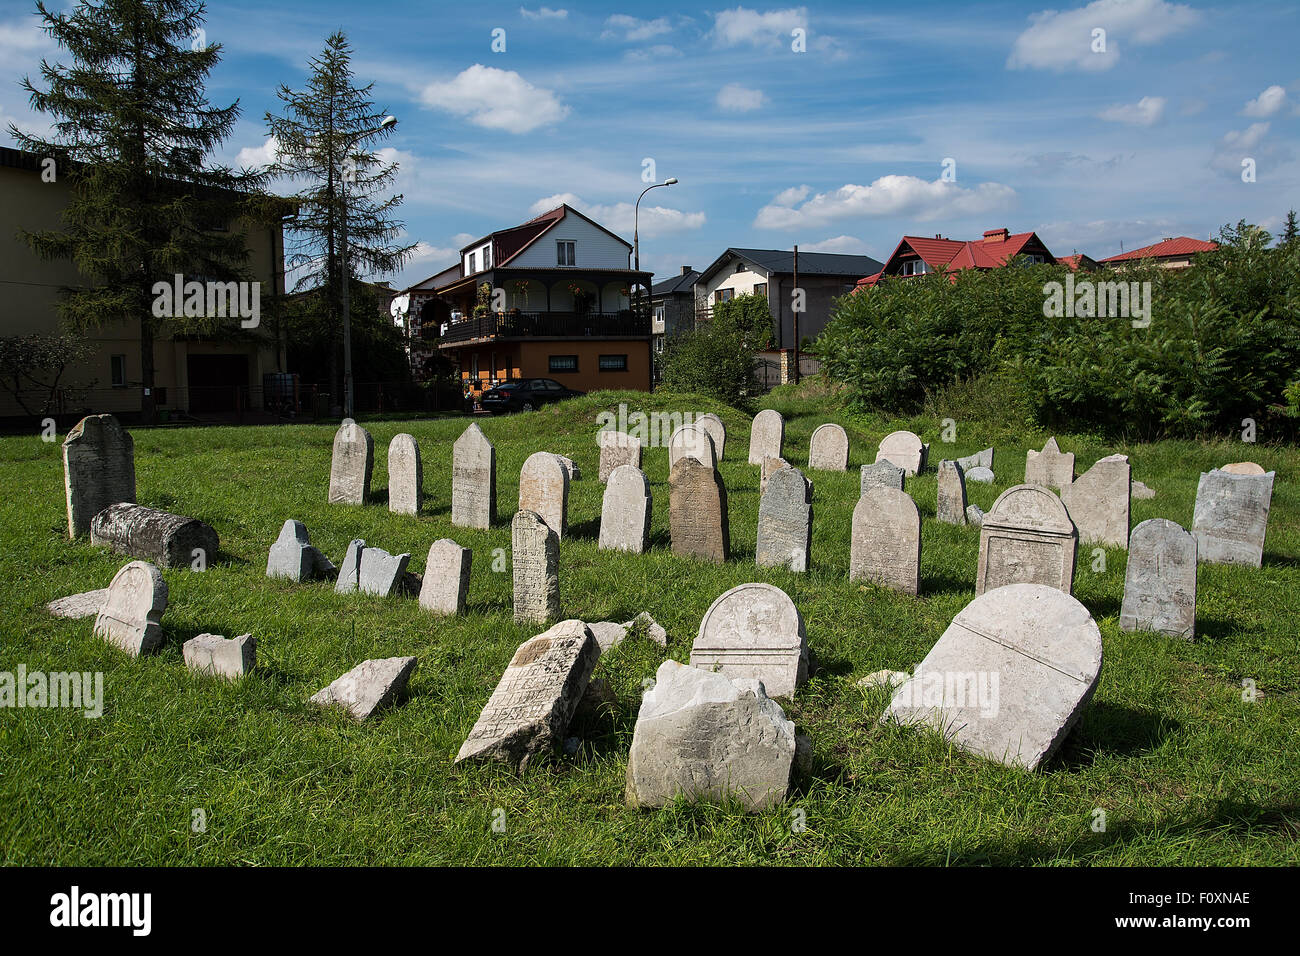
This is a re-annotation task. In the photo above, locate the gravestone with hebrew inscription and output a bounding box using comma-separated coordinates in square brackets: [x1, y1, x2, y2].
[1192, 469, 1274, 568]
[669, 457, 729, 563]
[976, 484, 1077, 595]
[387, 433, 423, 515]
[328, 420, 374, 505]
[512, 510, 560, 624]
[690, 582, 808, 698]
[598, 464, 651, 554]
[418, 539, 472, 615]
[63, 414, 136, 539]
[1120, 519, 1197, 640]
[936, 460, 969, 525]
[1024, 437, 1074, 490]
[1062, 453, 1130, 548]
[876, 430, 924, 476]
[860, 460, 905, 496]
[598, 430, 642, 482]
[696, 413, 727, 461]
[452, 423, 496, 529]
[668, 423, 717, 471]
[808, 423, 849, 471]
[756, 466, 812, 572]
[749, 409, 784, 465]
[93, 560, 167, 656]
[850, 487, 921, 595]
[519, 451, 570, 539]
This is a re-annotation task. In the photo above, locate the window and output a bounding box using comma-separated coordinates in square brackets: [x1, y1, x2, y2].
[110, 354, 127, 387]
[469, 252, 478, 273]
[901, 259, 928, 276]
[754, 282, 768, 298]
[484, 246, 492, 269]
[599, 354, 628, 372]
[715, 288, 735, 304]
[557, 241, 575, 266]
[653, 305, 666, 323]
[549, 354, 578, 373]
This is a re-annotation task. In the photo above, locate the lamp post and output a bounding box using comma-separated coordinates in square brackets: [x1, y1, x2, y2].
[339, 114, 397, 419]
[633, 177, 677, 272]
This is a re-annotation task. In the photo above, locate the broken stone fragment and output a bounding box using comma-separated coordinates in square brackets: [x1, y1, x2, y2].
[310, 656, 418, 720]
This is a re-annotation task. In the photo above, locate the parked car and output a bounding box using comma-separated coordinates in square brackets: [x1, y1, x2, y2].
[481, 378, 585, 414]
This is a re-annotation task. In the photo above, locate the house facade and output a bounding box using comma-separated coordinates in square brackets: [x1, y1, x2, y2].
[1099, 237, 1218, 270]
[857, 228, 1056, 288]
[650, 265, 700, 351]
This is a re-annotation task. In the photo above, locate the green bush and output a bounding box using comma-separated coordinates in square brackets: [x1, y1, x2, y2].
[659, 292, 772, 404]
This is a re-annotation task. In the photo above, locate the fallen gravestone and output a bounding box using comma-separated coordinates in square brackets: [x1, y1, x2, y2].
[418, 539, 472, 615]
[183, 633, 255, 680]
[622, 611, 668, 647]
[850, 487, 922, 595]
[668, 423, 717, 471]
[587, 621, 628, 653]
[512, 510, 560, 624]
[266, 519, 335, 581]
[598, 430, 642, 482]
[452, 423, 497, 529]
[328, 420, 374, 505]
[1120, 518, 1197, 640]
[690, 582, 808, 698]
[876, 430, 924, 476]
[749, 409, 784, 465]
[1062, 453, 1131, 548]
[669, 457, 729, 563]
[519, 451, 570, 539]
[976, 484, 1077, 595]
[756, 465, 812, 572]
[966, 466, 995, 484]
[90, 502, 219, 570]
[860, 460, 905, 496]
[955, 448, 994, 472]
[1024, 437, 1074, 490]
[311, 656, 418, 721]
[808, 423, 849, 471]
[387, 433, 423, 515]
[696, 413, 728, 461]
[1132, 480, 1156, 500]
[936, 460, 968, 525]
[1192, 468, 1274, 567]
[358, 547, 411, 596]
[92, 560, 167, 656]
[45, 588, 108, 619]
[598, 464, 651, 553]
[63, 413, 135, 538]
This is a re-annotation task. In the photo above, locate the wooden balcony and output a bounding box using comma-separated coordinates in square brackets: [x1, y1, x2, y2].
[437, 310, 651, 346]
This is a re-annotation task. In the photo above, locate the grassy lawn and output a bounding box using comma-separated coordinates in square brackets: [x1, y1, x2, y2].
[1, 388, 1297, 865]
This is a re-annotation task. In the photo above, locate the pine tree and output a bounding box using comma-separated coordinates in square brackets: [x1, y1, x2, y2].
[264, 31, 416, 413]
[8, 0, 266, 424]
[1281, 209, 1299, 248]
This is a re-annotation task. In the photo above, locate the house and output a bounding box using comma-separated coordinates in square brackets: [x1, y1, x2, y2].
[413, 204, 653, 395]
[650, 265, 700, 353]
[0, 145, 288, 423]
[694, 248, 884, 349]
[1056, 253, 1101, 271]
[1099, 237, 1218, 270]
[857, 228, 1056, 288]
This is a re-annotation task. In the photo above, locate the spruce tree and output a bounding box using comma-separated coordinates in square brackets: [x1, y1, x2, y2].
[9, 0, 266, 424]
[1281, 209, 1299, 248]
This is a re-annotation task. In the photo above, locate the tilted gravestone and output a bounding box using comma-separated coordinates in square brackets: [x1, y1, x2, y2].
[334, 539, 365, 593]
[976, 484, 1077, 595]
[63, 413, 135, 538]
[311, 657, 418, 721]
[456, 619, 601, 769]
[749, 409, 784, 465]
[328, 420, 374, 505]
[519, 451, 570, 539]
[876, 430, 924, 476]
[1024, 436, 1074, 490]
[598, 464, 652, 554]
[598, 430, 642, 482]
[808, 423, 849, 472]
[690, 582, 808, 698]
[512, 510, 560, 624]
[761, 456, 791, 495]
[451, 422, 497, 529]
[1062, 453, 1131, 548]
[358, 547, 411, 596]
[91, 502, 219, 570]
[850, 486, 921, 595]
[45, 588, 108, 619]
[266, 519, 335, 581]
[955, 447, 994, 472]
[696, 413, 728, 461]
[92, 560, 167, 656]
[183, 633, 255, 680]
[1192, 468, 1274, 568]
[418, 538, 472, 615]
[884, 583, 1103, 771]
[936, 460, 969, 525]
[668, 423, 717, 471]
[860, 460, 905, 496]
[1120, 518, 1197, 640]
[669, 457, 729, 563]
[756, 465, 812, 572]
[387, 433, 423, 515]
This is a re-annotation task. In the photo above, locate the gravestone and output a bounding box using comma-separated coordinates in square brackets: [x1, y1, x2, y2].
[45, 588, 108, 619]
[334, 539, 365, 593]
[689, 582, 808, 698]
[456, 619, 601, 769]
[418, 539, 472, 615]
[598, 430, 642, 482]
[1120, 519, 1197, 640]
[668, 423, 717, 470]
[387, 433, 423, 515]
[966, 504, 985, 526]
[860, 460, 905, 496]
[884, 583, 1103, 771]
[1132, 480, 1156, 499]
[756, 466, 812, 572]
[668, 457, 729, 563]
[92, 560, 167, 656]
[512, 510, 560, 624]
[696, 413, 728, 461]
[555, 455, 581, 481]
[749, 409, 784, 465]
[1192, 469, 1274, 567]
[967, 466, 995, 484]
[358, 547, 411, 596]
[1024, 437, 1074, 490]
[955, 448, 995, 472]
[519, 451, 570, 539]
[976, 484, 1077, 595]
[850, 487, 922, 595]
[761, 456, 790, 495]
[183, 633, 255, 680]
[598, 464, 651, 553]
[1062, 453, 1131, 548]
[808, 423, 849, 471]
[90, 502, 219, 570]
[328, 420, 374, 505]
[63, 414, 135, 538]
[452, 422, 497, 529]
[876, 430, 924, 476]
[1221, 461, 1265, 475]
[266, 519, 335, 581]
[936, 460, 968, 525]
[311, 657, 418, 721]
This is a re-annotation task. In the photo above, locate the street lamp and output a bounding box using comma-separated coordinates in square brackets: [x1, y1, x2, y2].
[634, 177, 677, 272]
[339, 114, 398, 418]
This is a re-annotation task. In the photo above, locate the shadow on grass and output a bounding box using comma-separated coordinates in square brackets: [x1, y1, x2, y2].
[566, 517, 601, 542]
[919, 570, 975, 598]
[1053, 701, 1179, 769]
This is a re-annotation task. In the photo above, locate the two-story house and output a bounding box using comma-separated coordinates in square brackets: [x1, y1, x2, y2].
[856, 228, 1056, 288]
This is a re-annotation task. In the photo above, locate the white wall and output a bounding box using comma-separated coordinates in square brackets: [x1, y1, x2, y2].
[510, 212, 631, 269]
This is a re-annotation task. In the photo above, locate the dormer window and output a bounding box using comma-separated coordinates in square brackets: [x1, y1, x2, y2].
[901, 259, 928, 276]
[557, 241, 575, 266]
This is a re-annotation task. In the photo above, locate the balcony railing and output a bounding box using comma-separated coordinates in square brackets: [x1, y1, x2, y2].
[437, 310, 650, 344]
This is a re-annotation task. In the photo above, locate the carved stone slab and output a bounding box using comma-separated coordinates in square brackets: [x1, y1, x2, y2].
[689, 582, 808, 698]
[976, 484, 1077, 595]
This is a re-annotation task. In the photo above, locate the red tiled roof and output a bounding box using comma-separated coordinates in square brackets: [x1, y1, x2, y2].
[1099, 237, 1217, 263]
[861, 229, 1054, 285]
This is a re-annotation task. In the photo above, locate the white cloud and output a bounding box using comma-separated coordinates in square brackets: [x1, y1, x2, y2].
[236, 136, 280, 169]
[1244, 85, 1288, 118]
[716, 83, 767, 112]
[625, 44, 684, 61]
[772, 185, 811, 206]
[754, 175, 1016, 229]
[602, 14, 672, 42]
[1211, 121, 1271, 173]
[1098, 95, 1166, 126]
[520, 6, 567, 20]
[712, 6, 806, 47]
[529, 193, 706, 237]
[419, 64, 568, 133]
[799, 235, 872, 255]
[1007, 0, 1199, 72]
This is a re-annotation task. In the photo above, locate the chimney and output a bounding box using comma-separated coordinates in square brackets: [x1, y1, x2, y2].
[983, 228, 1010, 243]
[681, 265, 693, 275]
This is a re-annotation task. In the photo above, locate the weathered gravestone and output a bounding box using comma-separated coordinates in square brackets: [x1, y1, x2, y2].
[884, 583, 1103, 771]
[512, 510, 560, 624]
[183, 633, 255, 680]
[966, 466, 995, 484]
[976, 484, 1077, 595]
[1120, 519, 1197, 640]
[860, 460, 905, 496]
[91, 502, 219, 570]
[418, 539, 472, 615]
[1192, 469, 1274, 568]
[92, 560, 167, 656]
[311, 656, 418, 721]
[598, 464, 652, 554]
[966, 504, 985, 526]
[955, 447, 995, 472]
[876, 430, 924, 476]
[668, 423, 717, 471]
[749, 409, 784, 465]
[598, 430, 642, 482]
[696, 413, 728, 461]
[456, 619, 601, 769]
[387, 433, 423, 515]
[45, 588, 108, 619]
[451, 423, 496, 529]
[1024, 436, 1074, 490]
[808, 423, 849, 471]
[519, 451, 570, 539]
[761, 456, 791, 495]
[1221, 461, 1265, 475]
[850, 487, 922, 595]
[334, 539, 365, 593]
[669, 457, 729, 563]
[936, 460, 968, 525]
[359, 547, 411, 596]
[1062, 453, 1131, 548]
[555, 455, 581, 481]
[625, 659, 800, 812]
[689, 582, 808, 698]
[756, 466, 812, 572]
[63, 414, 135, 538]
[266, 519, 335, 581]
[328, 420, 374, 505]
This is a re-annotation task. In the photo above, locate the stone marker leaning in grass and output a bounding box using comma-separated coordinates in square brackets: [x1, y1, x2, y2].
[668, 457, 729, 563]
[1062, 453, 1131, 548]
[91, 502, 219, 570]
[387, 433, 423, 515]
[418, 538, 472, 615]
[328, 419, 374, 505]
[748, 409, 783, 465]
[975, 484, 1077, 596]
[1023, 436, 1074, 491]
[756, 465, 812, 572]
[92, 560, 167, 657]
[696, 412, 727, 461]
[451, 422, 496, 529]
[519, 451, 570, 539]
[1192, 468, 1275, 568]
[936, 459, 968, 526]
[850, 486, 921, 595]
[183, 633, 255, 679]
[266, 519, 335, 581]
[597, 429, 642, 483]
[667, 422, 717, 471]
[875, 430, 924, 476]
[311, 656, 418, 721]
[1120, 518, 1197, 640]
[62, 413, 135, 539]
[860, 459, 905, 496]
[808, 422, 849, 472]
[598, 464, 651, 554]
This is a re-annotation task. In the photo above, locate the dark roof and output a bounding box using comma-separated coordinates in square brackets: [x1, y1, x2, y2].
[652, 269, 699, 296]
[702, 247, 883, 281]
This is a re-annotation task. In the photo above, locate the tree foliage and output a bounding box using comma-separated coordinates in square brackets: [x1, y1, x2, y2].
[659, 292, 772, 403]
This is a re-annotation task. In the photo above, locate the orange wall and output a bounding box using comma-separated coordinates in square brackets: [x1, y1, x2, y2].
[456, 340, 650, 393]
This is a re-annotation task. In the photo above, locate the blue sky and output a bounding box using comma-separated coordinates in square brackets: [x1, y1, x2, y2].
[2, 0, 1297, 288]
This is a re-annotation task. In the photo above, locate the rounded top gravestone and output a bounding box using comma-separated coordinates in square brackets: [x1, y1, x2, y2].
[519, 451, 570, 538]
[808, 423, 849, 472]
[93, 559, 168, 656]
[976, 484, 1078, 595]
[749, 409, 784, 465]
[668, 423, 717, 470]
[984, 483, 1075, 533]
[690, 582, 808, 698]
[695, 413, 727, 461]
[876, 430, 924, 476]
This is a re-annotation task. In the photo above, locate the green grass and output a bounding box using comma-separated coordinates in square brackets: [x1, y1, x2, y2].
[1, 388, 1298, 865]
